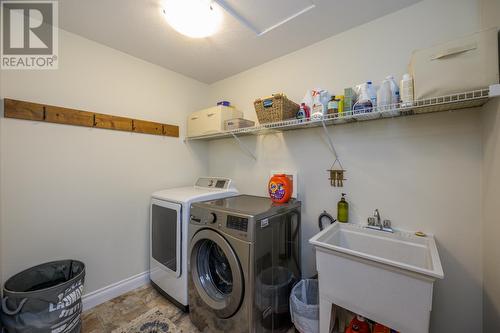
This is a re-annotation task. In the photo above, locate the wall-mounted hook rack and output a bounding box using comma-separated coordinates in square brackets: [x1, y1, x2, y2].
[3, 98, 179, 137]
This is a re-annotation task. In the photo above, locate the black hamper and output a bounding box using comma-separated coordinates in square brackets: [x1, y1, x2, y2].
[1, 260, 85, 333]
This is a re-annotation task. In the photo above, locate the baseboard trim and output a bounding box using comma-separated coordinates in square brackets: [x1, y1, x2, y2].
[82, 271, 149, 311]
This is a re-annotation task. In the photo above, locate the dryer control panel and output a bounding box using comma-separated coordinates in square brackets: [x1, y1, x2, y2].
[195, 177, 232, 190]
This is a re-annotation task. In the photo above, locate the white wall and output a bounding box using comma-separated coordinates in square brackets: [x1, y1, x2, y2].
[206, 0, 483, 331]
[0, 1, 494, 332]
[0, 72, 3, 299]
[481, 99, 500, 333]
[0, 30, 209, 294]
[480, 1, 500, 331]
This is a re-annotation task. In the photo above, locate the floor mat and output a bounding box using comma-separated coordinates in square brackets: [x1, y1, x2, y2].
[112, 307, 180, 333]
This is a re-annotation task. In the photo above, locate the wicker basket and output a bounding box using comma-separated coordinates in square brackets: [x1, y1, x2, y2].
[254, 94, 299, 124]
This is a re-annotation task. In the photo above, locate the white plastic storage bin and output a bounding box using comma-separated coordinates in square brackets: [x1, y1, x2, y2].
[187, 106, 242, 137]
[409, 27, 499, 99]
[224, 118, 255, 131]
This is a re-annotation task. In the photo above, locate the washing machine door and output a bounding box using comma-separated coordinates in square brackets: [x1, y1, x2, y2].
[190, 229, 243, 319]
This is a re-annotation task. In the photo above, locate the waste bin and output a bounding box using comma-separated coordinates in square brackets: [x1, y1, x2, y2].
[290, 279, 319, 333]
[1, 260, 85, 333]
[255, 266, 296, 330]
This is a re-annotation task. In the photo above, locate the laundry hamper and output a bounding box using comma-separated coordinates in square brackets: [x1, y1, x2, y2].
[1, 260, 86, 333]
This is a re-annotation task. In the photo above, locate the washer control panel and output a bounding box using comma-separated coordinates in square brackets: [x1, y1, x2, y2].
[190, 206, 251, 241]
[227, 215, 248, 232]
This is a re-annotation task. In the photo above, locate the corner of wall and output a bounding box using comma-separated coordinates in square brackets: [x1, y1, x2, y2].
[480, 98, 500, 332]
[480, 1, 500, 330]
[0, 95, 4, 294]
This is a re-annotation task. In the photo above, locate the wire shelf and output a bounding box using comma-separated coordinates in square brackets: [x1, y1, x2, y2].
[186, 86, 496, 141]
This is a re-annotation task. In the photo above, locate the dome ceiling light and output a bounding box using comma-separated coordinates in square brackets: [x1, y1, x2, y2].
[162, 0, 223, 38]
[161, 0, 316, 39]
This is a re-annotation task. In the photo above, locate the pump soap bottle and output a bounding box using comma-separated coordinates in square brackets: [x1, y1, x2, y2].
[337, 193, 349, 223]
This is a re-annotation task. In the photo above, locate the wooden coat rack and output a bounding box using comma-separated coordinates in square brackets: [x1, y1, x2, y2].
[3, 98, 179, 137]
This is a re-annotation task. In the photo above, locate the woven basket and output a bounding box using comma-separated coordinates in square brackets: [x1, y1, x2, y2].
[254, 94, 299, 124]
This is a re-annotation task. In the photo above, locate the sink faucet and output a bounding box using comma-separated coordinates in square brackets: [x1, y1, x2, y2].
[367, 209, 394, 233]
[374, 209, 381, 228]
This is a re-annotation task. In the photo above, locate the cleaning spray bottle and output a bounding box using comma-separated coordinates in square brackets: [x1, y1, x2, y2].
[337, 193, 349, 223]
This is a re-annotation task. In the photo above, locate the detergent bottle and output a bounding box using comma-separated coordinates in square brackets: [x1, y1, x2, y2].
[353, 83, 373, 113]
[367, 81, 377, 107]
[377, 79, 392, 108]
[400, 73, 414, 107]
[297, 103, 310, 120]
[386, 75, 400, 105]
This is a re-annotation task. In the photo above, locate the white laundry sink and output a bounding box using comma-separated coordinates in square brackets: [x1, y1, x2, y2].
[311, 223, 444, 279]
[309, 223, 444, 333]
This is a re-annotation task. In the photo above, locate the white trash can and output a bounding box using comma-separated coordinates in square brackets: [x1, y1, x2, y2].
[290, 279, 319, 333]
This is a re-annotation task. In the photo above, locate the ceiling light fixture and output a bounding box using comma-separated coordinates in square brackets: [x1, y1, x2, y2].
[162, 0, 223, 38]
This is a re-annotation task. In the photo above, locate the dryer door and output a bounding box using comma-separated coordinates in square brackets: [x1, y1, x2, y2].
[151, 199, 182, 277]
[190, 229, 244, 319]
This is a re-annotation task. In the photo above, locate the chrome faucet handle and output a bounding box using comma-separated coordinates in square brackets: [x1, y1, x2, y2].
[367, 217, 376, 226]
[367, 214, 394, 233]
[382, 219, 394, 233]
[373, 209, 381, 226]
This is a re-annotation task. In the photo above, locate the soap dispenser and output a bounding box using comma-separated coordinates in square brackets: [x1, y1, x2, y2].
[337, 193, 349, 223]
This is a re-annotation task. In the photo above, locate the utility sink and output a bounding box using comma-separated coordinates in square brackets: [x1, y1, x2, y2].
[310, 223, 444, 333]
[310, 223, 444, 279]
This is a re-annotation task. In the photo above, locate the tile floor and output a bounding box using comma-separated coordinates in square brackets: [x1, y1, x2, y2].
[81, 284, 199, 333]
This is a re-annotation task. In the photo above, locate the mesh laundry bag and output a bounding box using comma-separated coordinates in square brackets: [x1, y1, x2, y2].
[1, 260, 85, 333]
[290, 279, 319, 333]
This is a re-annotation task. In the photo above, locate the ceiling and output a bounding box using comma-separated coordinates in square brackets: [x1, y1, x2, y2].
[59, 0, 421, 83]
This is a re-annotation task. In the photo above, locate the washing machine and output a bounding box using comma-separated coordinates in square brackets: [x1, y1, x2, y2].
[188, 195, 301, 332]
[150, 177, 238, 311]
